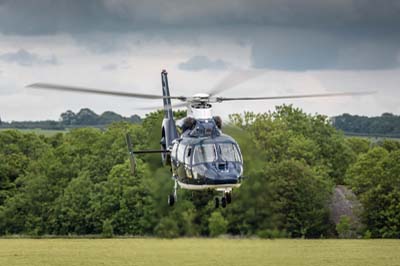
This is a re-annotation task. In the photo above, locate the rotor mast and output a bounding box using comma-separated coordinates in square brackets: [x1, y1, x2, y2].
[188, 93, 214, 119]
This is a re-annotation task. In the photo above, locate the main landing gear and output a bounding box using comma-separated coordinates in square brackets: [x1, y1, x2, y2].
[215, 190, 232, 208]
[168, 180, 178, 206]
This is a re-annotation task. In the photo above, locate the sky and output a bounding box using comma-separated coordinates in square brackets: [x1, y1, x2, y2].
[0, 0, 399, 121]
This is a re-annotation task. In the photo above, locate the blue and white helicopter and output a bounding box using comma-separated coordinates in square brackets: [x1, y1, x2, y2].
[29, 70, 373, 208]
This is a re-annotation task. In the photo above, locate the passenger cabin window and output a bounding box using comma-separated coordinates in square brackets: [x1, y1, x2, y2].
[185, 147, 192, 165]
[219, 143, 241, 162]
[177, 143, 186, 162]
[193, 144, 217, 164]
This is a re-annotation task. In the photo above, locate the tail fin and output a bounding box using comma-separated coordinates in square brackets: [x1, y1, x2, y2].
[161, 69, 174, 120]
[160, 70, 179, 160]
[125, 133, 136, 175]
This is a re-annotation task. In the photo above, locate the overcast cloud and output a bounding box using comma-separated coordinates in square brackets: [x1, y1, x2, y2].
[0, 49, 59, 66]
[178, 56, 229, 71]
[0, 0, 399, 120]
[1, 0, 399, 71]
[1, 0, 400, 34]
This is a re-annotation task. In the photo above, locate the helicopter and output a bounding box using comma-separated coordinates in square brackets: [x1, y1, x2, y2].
[28, 70, 374, 208]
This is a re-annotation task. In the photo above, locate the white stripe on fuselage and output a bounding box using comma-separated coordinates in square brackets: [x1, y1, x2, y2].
[177, 181, 241, 190]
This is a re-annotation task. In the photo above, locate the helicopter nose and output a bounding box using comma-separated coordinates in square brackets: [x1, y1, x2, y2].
[206, 162, 242, 182]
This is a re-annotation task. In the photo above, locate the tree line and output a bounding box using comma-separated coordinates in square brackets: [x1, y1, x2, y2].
[0, 105, 399, 238]
[3, 109, 400, 138]
[333, 113, 400, 137]
[0, 108, 141, 130]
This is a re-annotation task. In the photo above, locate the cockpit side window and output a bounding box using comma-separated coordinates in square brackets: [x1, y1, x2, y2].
[185, 146, 192, 165]
[218, 143, 242, 162]
[193, 144, 217, 164]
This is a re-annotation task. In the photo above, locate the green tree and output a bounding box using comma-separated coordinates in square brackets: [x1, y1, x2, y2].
[60, 110, 76, 125]
[2, 105, 387, 238]
[336, 215, 351, 238]
[345, 137, 371, 156]
[74, 108, 99, 125]
[55, 172, 95, 235]
[268, 160, 333, 238]
[98, 111, 124, 125]
[346, 147, 400, 238]
[230, 105, 355, 184]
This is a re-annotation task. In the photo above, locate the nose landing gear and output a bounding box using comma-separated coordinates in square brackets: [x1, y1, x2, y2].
[215, 190, 232, 208]
[226, 192, 232, 204]
[221, 196, 227, 208]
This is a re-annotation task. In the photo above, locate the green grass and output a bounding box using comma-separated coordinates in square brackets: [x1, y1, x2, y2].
[0, 239, 399, 266]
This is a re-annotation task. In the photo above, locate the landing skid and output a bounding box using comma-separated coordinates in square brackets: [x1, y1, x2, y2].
[177, 181, 240, 190]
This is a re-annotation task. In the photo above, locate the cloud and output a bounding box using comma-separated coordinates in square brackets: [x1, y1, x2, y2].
[0, 0, 399, 71]
[0, 0, 399, 35]
[178, 56, 229, 71]
[0, 77, 20, 95]
[0, 49, 59, 66]
[101, 61, 130, 71]
[250, 28, 400, 71]
[102, 64, 118, 71]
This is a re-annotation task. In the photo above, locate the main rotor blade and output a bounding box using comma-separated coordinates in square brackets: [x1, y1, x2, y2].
[216, 91, 376, 102]
[207, 70, 263, 96]
[27, 83, 187, 101]
[137, 102, 188, 110]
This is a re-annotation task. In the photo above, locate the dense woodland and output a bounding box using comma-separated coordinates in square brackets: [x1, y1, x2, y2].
[0, 108, 141, 130]
[0, 105, 399, 238]
[3, 109, 400, 139]
[333, 113, 400, 137]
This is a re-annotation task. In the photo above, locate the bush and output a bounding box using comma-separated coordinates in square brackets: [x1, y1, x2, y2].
[336, 215, 351, 238]
[155, 217, 179, 238]
[363, 230, 372, 239]
[102, 219, 114, 238]
[256, 229, 287, 239]
[208, 212, 228, 237]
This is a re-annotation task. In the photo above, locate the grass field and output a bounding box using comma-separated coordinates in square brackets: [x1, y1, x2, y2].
[0, 239, 399, 266]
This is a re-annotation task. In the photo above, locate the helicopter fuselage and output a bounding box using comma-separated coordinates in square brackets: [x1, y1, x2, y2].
[28, 69, 373, 207]
[170, 118, 243, 191]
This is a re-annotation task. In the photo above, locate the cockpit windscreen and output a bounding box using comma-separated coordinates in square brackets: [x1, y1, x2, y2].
[218, 143, 241, 162]
[193, 144, 217, 164]
[193, 143, 242, 164]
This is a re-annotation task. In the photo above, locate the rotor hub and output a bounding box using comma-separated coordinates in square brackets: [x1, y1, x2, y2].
[189, 101, 213, 119]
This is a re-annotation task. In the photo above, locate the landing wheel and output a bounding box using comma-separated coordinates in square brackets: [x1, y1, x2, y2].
[168, 194, 175, 206]
[226, 192, 232, 204]
[215, 197, 220, 208]
[221, 197, 227, 208]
